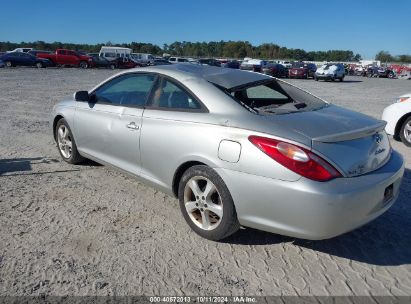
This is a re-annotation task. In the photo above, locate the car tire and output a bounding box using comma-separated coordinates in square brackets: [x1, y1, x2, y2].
[55, 118, 85, 164]
[5, 61, 12, 68]
[314, 76, 318, 81]
[331, 75, 335, 81]
[109, 64, 115, 70]
[178, 165, 240, 241]
[79, 61, 88, 69]
[340, 76, 344, 82]
[399, 116, 411, 147]
[36, 62, 43, 68]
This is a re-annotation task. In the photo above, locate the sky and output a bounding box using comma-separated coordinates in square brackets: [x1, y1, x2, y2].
[0, 0, 410, 59]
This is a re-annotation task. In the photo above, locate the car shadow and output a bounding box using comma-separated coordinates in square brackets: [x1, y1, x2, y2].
[339, 80, 363, 83]
[223, 168, 411, 266]
[77, 159, 103, 167]
[0, 157, 57, 175]
[317, 80, 363, 83]
[0, 157, 101, 176]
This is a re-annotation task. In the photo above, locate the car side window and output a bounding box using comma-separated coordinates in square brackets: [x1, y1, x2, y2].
[150, 78, 201, 110]
[93, 74, 156, 107]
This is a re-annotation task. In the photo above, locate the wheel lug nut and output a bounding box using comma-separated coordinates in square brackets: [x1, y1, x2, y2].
[204, 204, 208, 208]
[200, 208, 204, 212]
[196, 203, 198, 206]
[202, 196, 205, 200]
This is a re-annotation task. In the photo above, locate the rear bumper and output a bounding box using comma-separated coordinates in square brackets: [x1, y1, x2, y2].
[216, 150, 404, 240]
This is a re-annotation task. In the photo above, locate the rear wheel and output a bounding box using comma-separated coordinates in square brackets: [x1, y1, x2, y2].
[109, 64, 115, 70]
[55, 118, 85, 164]
[400, 116, 411, 147]
[79, 61, 88, 69]
[5, 61, 12, 68]
[178, 165, 240, 241]
[36, 62, 43, 68]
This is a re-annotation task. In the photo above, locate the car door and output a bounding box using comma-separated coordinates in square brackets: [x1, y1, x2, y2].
[73, 73, 157, 175]
[22, 53, 35, 66]
[140, 76, 208, 187]
[67, 51, 79, 65]
[56, 50, 67, 65]
[11, 53, 22, 66]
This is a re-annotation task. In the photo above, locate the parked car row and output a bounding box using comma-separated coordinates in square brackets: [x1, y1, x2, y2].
[236, 58, 348, 82]
[0, 48, 150, 69]
[2, 47, 409, 83]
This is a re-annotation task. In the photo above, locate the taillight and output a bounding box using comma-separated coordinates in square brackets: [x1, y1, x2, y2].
[249, 136, 341, 182]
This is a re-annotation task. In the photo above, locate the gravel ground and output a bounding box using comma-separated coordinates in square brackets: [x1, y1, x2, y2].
[0, 68, 410, 296]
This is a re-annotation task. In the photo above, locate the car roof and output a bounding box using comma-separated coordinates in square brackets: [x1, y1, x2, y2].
[134, 63, 271, 90]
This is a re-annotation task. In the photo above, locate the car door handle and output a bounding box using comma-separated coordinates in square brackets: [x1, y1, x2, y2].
[126, 122, 139, 130]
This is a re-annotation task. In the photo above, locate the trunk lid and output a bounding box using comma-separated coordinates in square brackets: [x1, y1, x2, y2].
[260, 105, 391, 177]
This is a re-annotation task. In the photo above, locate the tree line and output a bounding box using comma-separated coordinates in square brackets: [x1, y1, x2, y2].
[375, 51, 411, 64]
[2, 40, 409, 63]
[163, 41, 362, 62]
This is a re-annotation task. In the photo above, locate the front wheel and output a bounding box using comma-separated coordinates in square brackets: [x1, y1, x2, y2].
[79, 61, 88, 69]
[36, 62, 43, 68]
[178, 165, 240, 241]
[400, 116, 411, 147]
[5, 61, 12, 68]
[55, 118, 85, 164]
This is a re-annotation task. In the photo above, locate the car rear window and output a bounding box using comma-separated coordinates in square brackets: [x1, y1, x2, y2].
[223, 80, 327, 114]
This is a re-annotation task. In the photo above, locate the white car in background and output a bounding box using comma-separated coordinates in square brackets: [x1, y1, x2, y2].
[315, 63, 345, 81]
[382, 93, 411, 146]
[7, 47, 33, 53]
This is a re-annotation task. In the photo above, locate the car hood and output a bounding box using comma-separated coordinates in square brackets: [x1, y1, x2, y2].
[316, 67, 336, 74]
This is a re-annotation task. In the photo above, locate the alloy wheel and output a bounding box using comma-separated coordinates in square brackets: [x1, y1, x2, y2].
[404, 121, 411, 143]
[183, 176, 223, 231]
[57, 125, 73, 158]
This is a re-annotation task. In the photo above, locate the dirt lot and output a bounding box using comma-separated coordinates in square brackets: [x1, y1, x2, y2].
[0, 68, 410, 296]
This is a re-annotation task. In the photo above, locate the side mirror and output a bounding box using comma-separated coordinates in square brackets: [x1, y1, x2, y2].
[74, 91, 89, 102]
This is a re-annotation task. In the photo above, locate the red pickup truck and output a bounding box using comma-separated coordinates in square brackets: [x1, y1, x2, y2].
[37, 49, 92, 68]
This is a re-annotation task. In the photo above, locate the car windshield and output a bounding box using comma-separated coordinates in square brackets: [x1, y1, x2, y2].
[223, 79, 327, 114]
[322, 64, 334, 70]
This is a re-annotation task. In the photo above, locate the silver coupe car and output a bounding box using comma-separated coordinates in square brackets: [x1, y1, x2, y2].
[51, 64, 404, 241]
